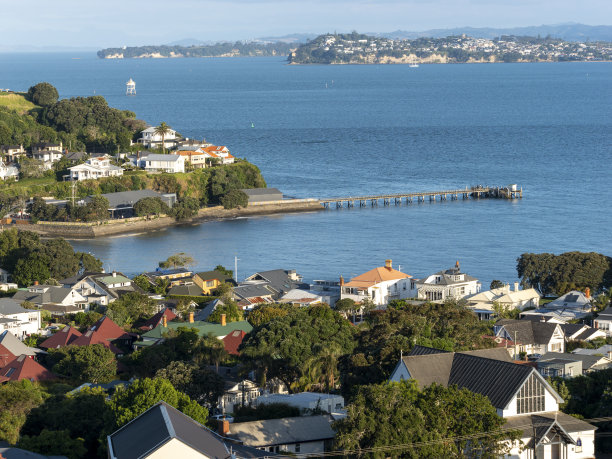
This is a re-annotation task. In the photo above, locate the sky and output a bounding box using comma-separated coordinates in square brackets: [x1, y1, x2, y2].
[0, 0, 611, 49]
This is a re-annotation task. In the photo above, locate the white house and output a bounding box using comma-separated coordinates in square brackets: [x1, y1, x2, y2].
[67, 155, 124, 181]
[389, 346, 596, 459]
[340, 259, 412, 306]
[219, 379, 261, 414]
[0, 298, 41, 339]
[60, 271, 142, 307]
[0, 144, 26, 163]
[466, 282, 540, 320]
[12, 284, 88, 314]
[593, 307, 612, 337]
[0, 161, 19, 181]
[411, 261, 480, 302]
[137, 126, 178, 149]
[203, 146, 235, 164]
[547, 290, 593, 312]
[137, 153, 185, 173]
[494, 319, 566, 358]
[31, 142, 63, 167]
[176, 150, 208, 169]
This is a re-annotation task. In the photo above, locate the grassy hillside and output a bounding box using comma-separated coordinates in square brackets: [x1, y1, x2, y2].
[0, 92, 38, 115]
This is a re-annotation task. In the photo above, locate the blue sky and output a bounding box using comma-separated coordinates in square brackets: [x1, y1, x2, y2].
[1, 0, 611, 48]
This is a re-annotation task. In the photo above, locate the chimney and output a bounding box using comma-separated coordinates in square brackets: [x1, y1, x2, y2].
[221, 314, 226, 326]
[385, 259, 392, 271]
[112, 271, 117, 277]
[218, 419, 230, 436]
[162, 316, 167, 328]
[339, 275, 344, 286]
[189, 311, 194, 323]
[455, 260, 460, 269]
[585, 287, 590, 299]
[514, 282, 519, 292]
[34, 280, 39, 286]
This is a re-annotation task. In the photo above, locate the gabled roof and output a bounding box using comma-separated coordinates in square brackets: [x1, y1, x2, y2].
[504, 412, 595, 442]
[70, 316, 130, 354]
[597, 307, 612, 321]
[0, 354, 54, 382]
[0, 298, 30, 315]
[222, 330, 247, 356]
[496, 319, 562, 345]
[345, 264, 410, 289]
[244, 269, 308, 297]
[228, 415, 335, 447]
[38, 325, 82, 350]
[547, 290, 592, 310]
[108, 401, 268, 459]
[408, 345, 513, 362]
[195, 270, 235, 284]
[0, 330, 40, 358]
[538, 352, 611, 371]
[168, 283, 204, 297]
[233, 284, 275, 300]
[139, 308, 177, 331]
[140, 153, 182, 162]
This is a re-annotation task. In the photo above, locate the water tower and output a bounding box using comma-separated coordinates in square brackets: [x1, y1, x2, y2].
[126, 78, 136, 95]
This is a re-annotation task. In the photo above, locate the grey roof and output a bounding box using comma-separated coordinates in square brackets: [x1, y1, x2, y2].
[574, 328, 603, 341]
[559, 323, 586, 337]
[140, 153, 182, 162]
[87, 190, 169, 210]
[12, 287, 74, 306]
[243, 269, 308, 298]
[233, 284, 275, 300]
[409, 345, 512, 362]
[496, 319, 560, 345]
[228, 415, 335, 447]
[194, 298, 225, 321]
[538, 352, 610, 371]
[504, 412, 595, 441]
[0, 443, 66, 459]
[415, 265, 479, 286]
[0, 298, 30, 315]
[597, 307, 612, 321]
[65, 151, 88, 161]
[168, 283, 204, 296]
[108, 401, 267, 458]
[0, 330, 39, 356]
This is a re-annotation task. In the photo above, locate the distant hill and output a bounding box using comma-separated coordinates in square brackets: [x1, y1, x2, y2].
[380, 23, 612, 42]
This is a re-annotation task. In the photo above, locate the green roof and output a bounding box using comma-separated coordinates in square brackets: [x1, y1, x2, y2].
[141, 320, 253, 340]
[98, 275, 132, 285]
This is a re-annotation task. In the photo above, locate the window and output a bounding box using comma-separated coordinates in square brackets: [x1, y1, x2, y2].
[295, 444, 301, 453]
[516, 373, 545, 414]
[206, 280, 215, 287]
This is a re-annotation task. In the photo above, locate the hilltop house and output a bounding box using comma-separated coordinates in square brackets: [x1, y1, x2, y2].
[0, 161, 19, 181]
[136, 153, 185, 173]
[31, 142, 63, 168]
[389, 346, 596, 459]
[193, 270, 235, 295]
[594, 307, 612, 337]
[67, 155, 123, 181]
[411, 262, 480, 302]
[340, 259, 411, 306]
[60, 271, 145, 306]
[0, 298, 41, 338]
[233, 269, 308, 308]
[202, 145, 235, 164]
[0, 144, 26, 163]
[137, 126, 178, 149]
[176, 149, 208, 169]
[13, 284, 88, 314]
[494, 319, 565, 358]
[466, 282, 540, 320]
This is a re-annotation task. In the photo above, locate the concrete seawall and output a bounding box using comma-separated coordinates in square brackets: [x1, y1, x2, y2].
[6, 199, 323, 239]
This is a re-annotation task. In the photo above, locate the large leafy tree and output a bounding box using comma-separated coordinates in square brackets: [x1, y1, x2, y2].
[155, 361, 225, 408]
[0, 380, 46, 444]
[49, 344, 117, 384]
[159, 252, 194, 269]
[247, 304, 293, 327]
[133, 197, 170, 217]
[18, 429, 87, 459]
[517, 251, 612, 296]
[108, 378, 208, 428]
[334, 380, 518, 458]
[208, 300, 243, 324]
[105, 292, 157, 327]
[26, 82, 59, 107]
[240, 305, 357, 389]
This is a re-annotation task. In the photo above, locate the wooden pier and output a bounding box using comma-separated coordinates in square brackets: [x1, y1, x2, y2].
[319, 185, 522, 209]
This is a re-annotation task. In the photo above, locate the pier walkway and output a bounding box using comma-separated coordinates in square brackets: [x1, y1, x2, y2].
[318, 185, 522, 208]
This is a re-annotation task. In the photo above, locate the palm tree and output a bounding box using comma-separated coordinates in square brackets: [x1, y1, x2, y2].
[153, 122, 172, 153]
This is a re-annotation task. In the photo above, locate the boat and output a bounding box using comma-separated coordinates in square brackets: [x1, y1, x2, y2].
[409, 62, 419, 68]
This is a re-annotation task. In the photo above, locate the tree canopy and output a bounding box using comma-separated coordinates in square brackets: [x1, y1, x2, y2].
[133, 197, 170, 217]
[26, 82, 59, 107]
[159, 252, 194, 269]
[155, 361, 225, 408]
[48, 344, 117, 384]
[517, 252, 612, 296]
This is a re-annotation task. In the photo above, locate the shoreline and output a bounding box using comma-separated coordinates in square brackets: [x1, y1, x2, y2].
[4, 199, 323, 239]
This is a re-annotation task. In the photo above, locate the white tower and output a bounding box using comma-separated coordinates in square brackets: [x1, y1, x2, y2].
[126, 78, 136, 95]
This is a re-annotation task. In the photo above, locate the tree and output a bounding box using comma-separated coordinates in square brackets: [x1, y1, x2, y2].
[12, 253, 51, 287]
[106, 292, 156, 327]
[108, 378, 208, 428]
[49, 344, 117, 384]
[247, 304, 292, 327]
[133, 197, 170, 217]
[18, 429, 87, 459]
[0, 380, 46, 444]
[220, 189, 249, 209]
[81, 195, 109, 222]
[234, 402, 300, 423]
[155, 361, 225, 408]
[490, 280, 505, 290]
[171, 197, 200, 220]
[77, 252, 103, 273]
[240, 305, 356, 389]
[26, 82, 59, 107]
[73, 311, 103, 329]
[208, 300, 243, 324]
[159, 252, 194, 269]
[215, 265, 233, 278]
[153, 122, 172, 154]
[334, 380, 518, 458]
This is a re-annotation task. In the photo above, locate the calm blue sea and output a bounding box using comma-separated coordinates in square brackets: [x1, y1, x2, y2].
[1, 53, 611, 285]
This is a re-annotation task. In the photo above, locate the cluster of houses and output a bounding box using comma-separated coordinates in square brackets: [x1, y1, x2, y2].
[0, 258, 610, 458]
[0, 128, 235, 183]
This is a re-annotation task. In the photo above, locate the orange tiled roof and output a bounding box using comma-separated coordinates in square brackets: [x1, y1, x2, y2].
[345, 266, 411, 288]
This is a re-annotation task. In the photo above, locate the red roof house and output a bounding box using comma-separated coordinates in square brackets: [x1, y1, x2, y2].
[222, 330, 247, 356]
[39, 325, 82, 350]
[139, 308, 177, 331]
[0, 354, 54, 382]
[70, 316, 132, 355]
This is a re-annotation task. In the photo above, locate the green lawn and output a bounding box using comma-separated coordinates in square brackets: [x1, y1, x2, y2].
[0, 92, 37, 114]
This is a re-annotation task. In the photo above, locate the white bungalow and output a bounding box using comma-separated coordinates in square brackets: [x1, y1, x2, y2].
[466, 282, 541, 320]
[137, 126, 178, 149]
[0, 298, 41, 339]
[137, 153, 185, 173]
[411, 261, 480, 302]
[340, 260, 411, 307]
[67, 155, 124, 181]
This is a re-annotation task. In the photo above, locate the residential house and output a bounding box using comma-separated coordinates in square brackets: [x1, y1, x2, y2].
[0, 354, 54, 383]
[203, 145, 235, 164]
[70, 316, 134, 355]
[0, 144, 26, 162]
[232, 284, 275, 309]
[225, 415, 336, 455]
[240, 188, 283, 204]
[222, 330, 247, 356]
[220, 379, 261, 414]
[573, 344, 612, 360]
[137, 153, 185, 173]
[107, 401, 268, 459]
[494, 319, 565, 358]
[466, 282, 540, 320]
[83, 189, 177, 219]
[256, 392, 345, 415]
[0, 298, 41, 338]
[39, 325, 82, 350]
[13, 284, 88, 314]
[167, 282, 204, 297]
[340, 259, 411, 306]
[144, 268, 193, 288]
[537, 352, 612, 378]
[235, 269, 308, 309]
[0, 161, 19, 181]
[64, 151, 88, 163]
[520, 308, 585, 323]
[0, 330, 43, 367]
[594, 307, 612, 337]
[193, 270, 235, 295]
[194, 298, 225, 322]
[279, 289, 328, 306]
[411, 261, 480, 302]
[137, 126, 178, 149]
[529, 290, 595, 321]
[31, 142, 63, 168]
[138, 307, 177, 331]
[177, 149, 208, 169]
[60, 271, 145, 307]
[389, 346, 596, 459]
[67, 155, 124, 181]
[558, 323, 606, 342]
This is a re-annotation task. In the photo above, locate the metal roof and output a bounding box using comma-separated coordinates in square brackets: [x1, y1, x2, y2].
[229, 415, 335, 447]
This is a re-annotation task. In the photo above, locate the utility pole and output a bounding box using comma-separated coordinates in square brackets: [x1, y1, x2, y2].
[234, 256, 239, 283]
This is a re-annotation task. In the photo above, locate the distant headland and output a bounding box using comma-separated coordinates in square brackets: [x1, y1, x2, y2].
[97, 42, 294, 59]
